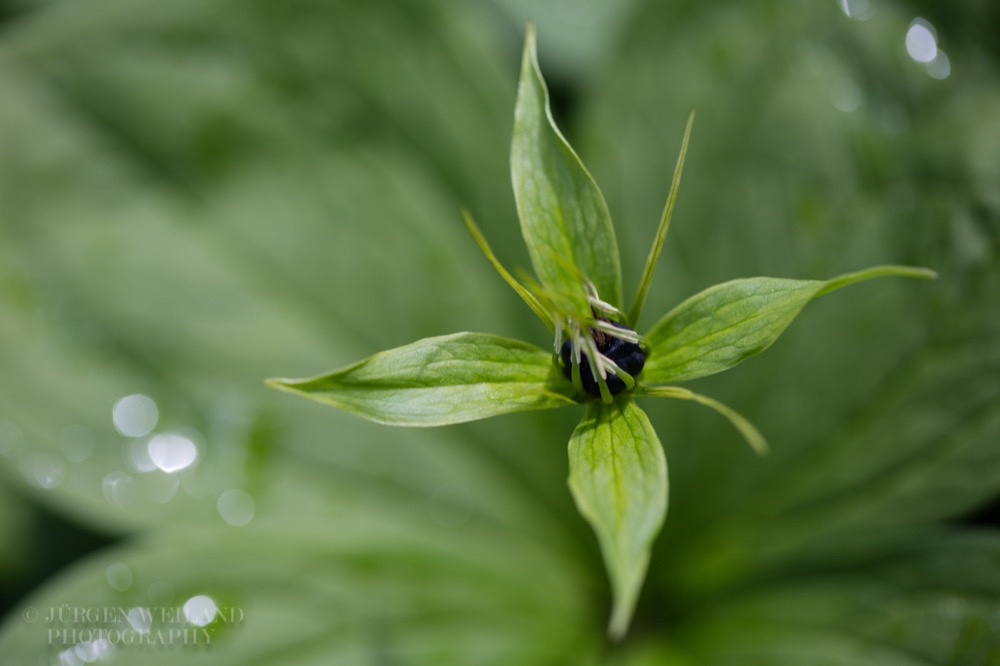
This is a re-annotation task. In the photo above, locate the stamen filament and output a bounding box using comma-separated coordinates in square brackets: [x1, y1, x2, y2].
[585, 281, 621, 316]
[555, 283, 645, 400]
[591, 320, 641, 344]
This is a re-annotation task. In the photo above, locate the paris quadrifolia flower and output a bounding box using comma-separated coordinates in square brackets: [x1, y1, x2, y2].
[268, 25, 935, 639]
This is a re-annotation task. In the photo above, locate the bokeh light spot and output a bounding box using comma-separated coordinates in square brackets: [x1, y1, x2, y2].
[831, 78, 862, 112]
[106, 562, 133, 591]
[217, 489, 255, 526]
[147, 434, 198, 473]
[927, 51, 951, 79]
[837, 0, 871, 21]
[906, 18, 938, 64]
[32, 454, 67, 489]
[112, 394, 159, 437]
[127, 607, 152, 634]
[183, 595, 218, 627]
[102, 471, 137, 507]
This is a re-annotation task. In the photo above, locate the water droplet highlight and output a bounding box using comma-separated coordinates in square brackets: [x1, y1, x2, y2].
[106, 562, 133, 591]
[33, 454, 67, 489]
[61, 637, 114, 665]
[128, 438, 157, 472]
[183, 595, 218, 627]
[147, 434, 197, 473]
[102, 471, 137, 507]
[927, 50, 951, 80]
[112, 394, 159, 437]
[217, 489, 255, 527]
[837, 0, 871, 20]
[831, 78, 862, 113]
[127, 607, 152, 634]
[906, 18, 938, 64]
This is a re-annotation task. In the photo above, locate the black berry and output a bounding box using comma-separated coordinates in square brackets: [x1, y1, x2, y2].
[560, 320, 645, 397]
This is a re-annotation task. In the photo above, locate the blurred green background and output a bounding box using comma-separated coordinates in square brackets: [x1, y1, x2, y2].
[0, 0, 998, 664]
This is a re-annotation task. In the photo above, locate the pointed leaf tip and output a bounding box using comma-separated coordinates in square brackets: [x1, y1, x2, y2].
[643, 264, 936, 385]
[511, 24, 622, 315]
[267, 333, 575, 426]
[567, 401, 667, 639]
[628, 110, 695, 327]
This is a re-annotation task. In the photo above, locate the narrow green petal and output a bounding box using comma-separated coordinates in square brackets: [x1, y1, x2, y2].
[643, 265, 936, 384]
[568, 400, 667, 639]
[511, 23, 622, 314]
[628, 111, 695, 327]
[814, 265, 937, 296]
[268, 333, 575, 426]
[638, 385, 769, 456]
[462, 210, 554, 331]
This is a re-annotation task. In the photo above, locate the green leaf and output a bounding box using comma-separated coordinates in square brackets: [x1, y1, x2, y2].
[567, 400, 667, 639]
[511, 23, 623, 314]
[0, 0, 519, 533]
[672, 531, 1000, 666]
[683, 327, 1000, 588]
[0, 518, 598, 664]
[268, 333, 574, 426]
[627, 111, 695, 327]
[642, 265, 936, 385]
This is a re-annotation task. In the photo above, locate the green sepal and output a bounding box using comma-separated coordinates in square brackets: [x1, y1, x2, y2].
[462, 210, 554, 331]
[628, 110, 695, 327]
[638, 385, 769, 456]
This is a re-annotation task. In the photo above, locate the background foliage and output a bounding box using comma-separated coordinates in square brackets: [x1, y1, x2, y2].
[1, 0, 997, 663]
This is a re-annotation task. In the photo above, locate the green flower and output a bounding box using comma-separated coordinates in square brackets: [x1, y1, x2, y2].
[268, 25, 935, 639]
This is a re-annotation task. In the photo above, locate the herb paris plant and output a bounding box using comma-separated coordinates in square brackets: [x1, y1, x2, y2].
[268, 25, 935, 639]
